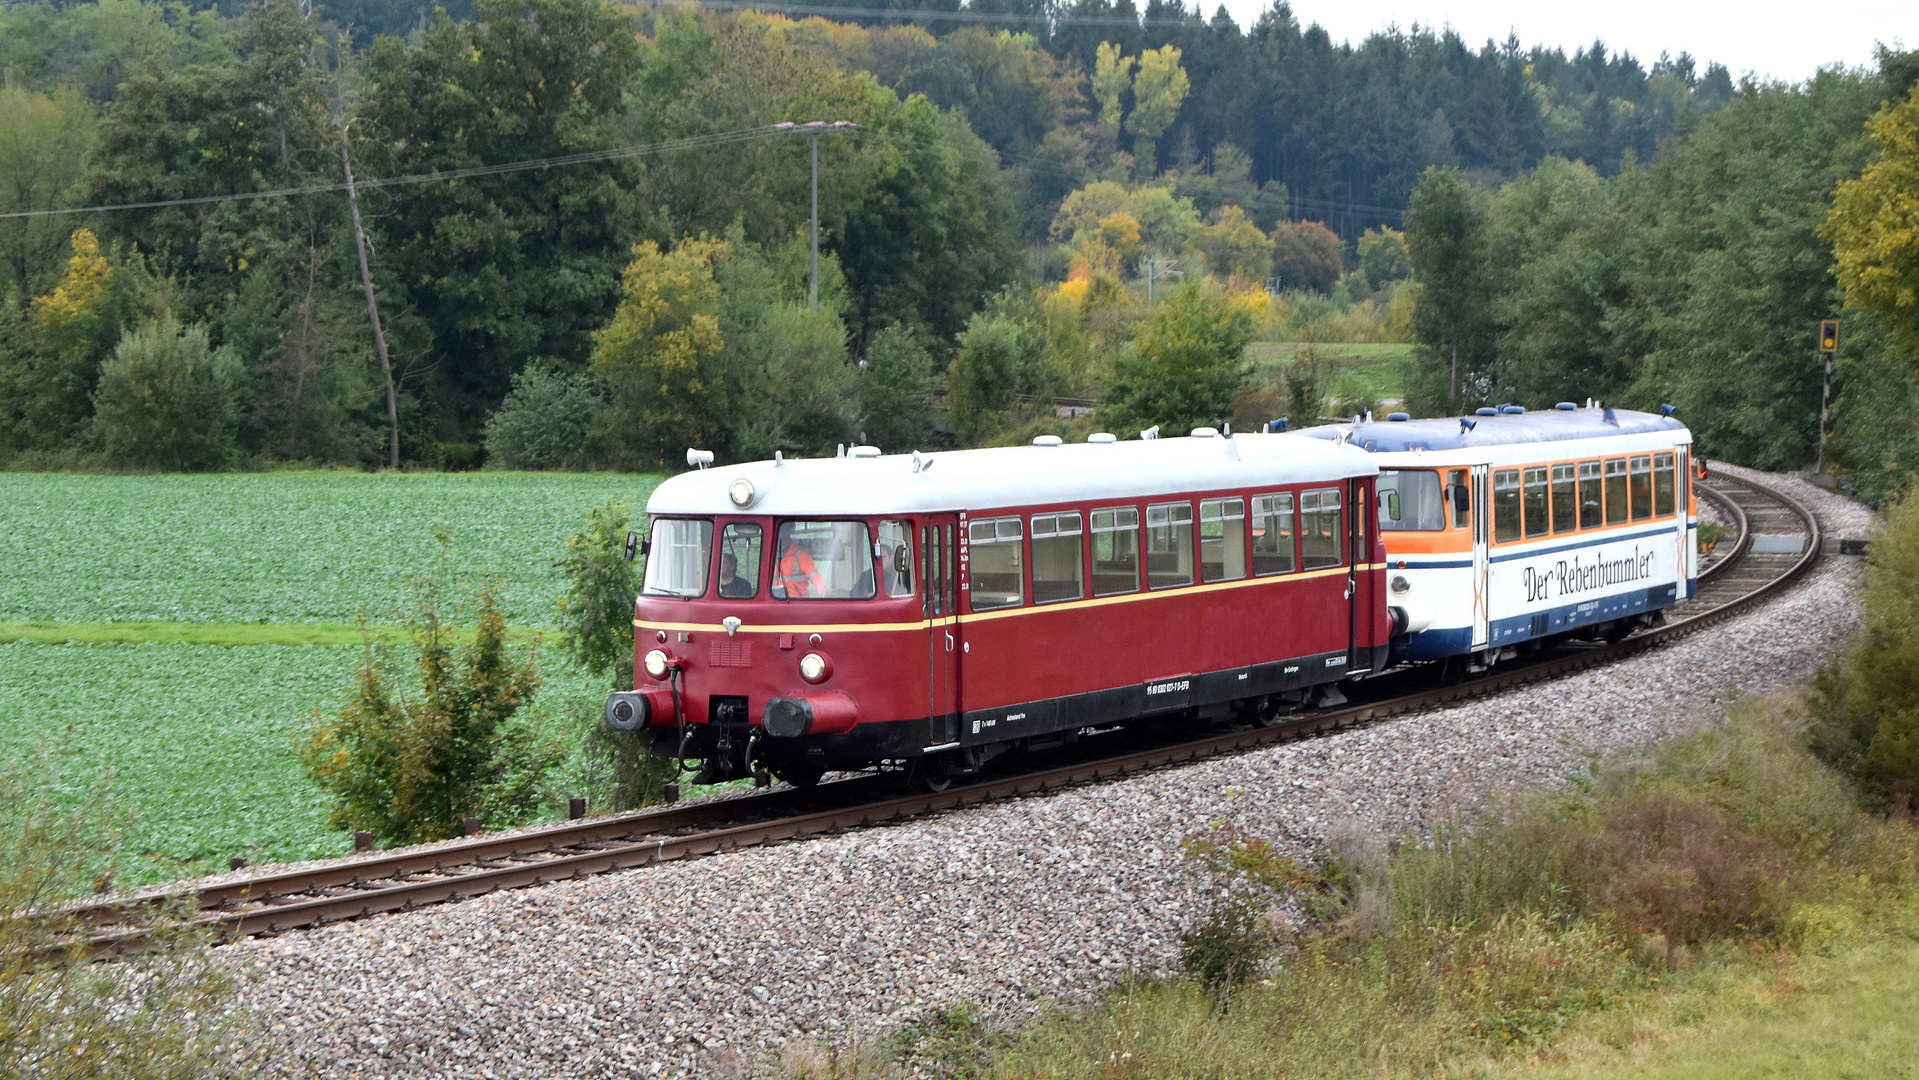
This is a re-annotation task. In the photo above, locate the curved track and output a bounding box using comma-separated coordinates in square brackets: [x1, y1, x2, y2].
[74, 474, 1822, 955]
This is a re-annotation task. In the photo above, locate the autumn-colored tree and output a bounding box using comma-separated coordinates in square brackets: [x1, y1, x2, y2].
[589, 238, 728, 469]
[1127, 45, 1190, 177]
[1826, 84, 1919, 360]
[1199, 206, 1271, 284]
[1091, 41, 1134, 133]
[1270, 219, 1345, 294]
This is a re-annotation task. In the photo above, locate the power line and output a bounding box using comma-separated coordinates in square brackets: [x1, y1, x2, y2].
[655, 0, 1225, 29]
[0, 124, 812, 221]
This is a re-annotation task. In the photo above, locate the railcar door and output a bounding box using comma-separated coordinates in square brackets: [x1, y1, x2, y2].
[922, 516, 961, 748]
[1347, 477, 1370, 671]
[1471, 464, 1491, 650]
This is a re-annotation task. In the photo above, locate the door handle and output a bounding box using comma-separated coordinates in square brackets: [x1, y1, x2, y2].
[1345, 576, 1355, 600]
[945, 632, 955, 652]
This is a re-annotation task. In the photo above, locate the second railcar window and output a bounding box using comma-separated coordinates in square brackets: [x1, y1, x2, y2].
[1604, 458, 1629, 525]
[1301, 489, 1343, 569]
[1091, 507, 1140, 596]
[1493, 470, 1521, 542]
[877, 520, 913, 598]
[1523, 467, 1550, 538]
[1579, 461, 1603, 529]
[1630, 455, 1653, 520]
[1551, 464, 1577, 534]
[1146, 502, 1196, 589]
[1200, 498, 1247, 582]
[1654, 452, 1676, 517]
[967, 517, 1023, 610]
[1377, 470, 1445, 531]
[1031, 512, 1084, 603]
[1251, 494, 1295, 575]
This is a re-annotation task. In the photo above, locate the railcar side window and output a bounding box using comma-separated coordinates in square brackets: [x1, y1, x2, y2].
[643, 518, 713, 598]
[1604, 458, 1629, 525]
[1030, 512, 1084, 603]
[1653, 452, 1676, 517]
[1145, 502, 1197, 589]
[1493, 470, 1520, 543]
[1578, 461, 1603, 529]
[772, 521, 875, 600]
[1448, 469, 1470, 529]
[1629, 455, 1653, 520]
[1377, 470, 1445, 531]
[1091, 507, 1140, 596]
[966, 517, 1023, 610]
[1251, 494, 1295, 575]
[1200, 498, 1247, 581]
[1300, 489, 1343, 569]
[717, 522, 761, 599]
[877, 520, 913, 598]
[1551, 464, 1577, 534]
[1523, 467, 1550, 538]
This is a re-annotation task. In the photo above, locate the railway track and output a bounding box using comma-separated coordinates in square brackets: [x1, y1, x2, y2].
[73, 473, 1824, 956]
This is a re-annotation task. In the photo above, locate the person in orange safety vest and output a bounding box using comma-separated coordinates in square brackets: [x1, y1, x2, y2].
[773, 536, 826, 597]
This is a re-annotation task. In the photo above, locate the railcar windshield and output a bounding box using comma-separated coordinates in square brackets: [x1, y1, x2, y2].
[772, 521, 875, 600]
[643, 518, 713, 598]
[1376, 470, 1445, 531]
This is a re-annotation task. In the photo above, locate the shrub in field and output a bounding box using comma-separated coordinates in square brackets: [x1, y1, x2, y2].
[1810, 491, 1919, 806]
[91, 314, 244, 471]
[483, 363, 605, 470]
[302, 530, 564, 845]
[0, 747, 253, 1078]
[556, 498, 676, 810]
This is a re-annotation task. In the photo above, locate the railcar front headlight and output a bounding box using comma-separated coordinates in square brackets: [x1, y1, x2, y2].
[1390, 574, 1411, 594]
[728, 479, 756, 508]
[643, 649, 671, 679]
[799, 652, 831, 683]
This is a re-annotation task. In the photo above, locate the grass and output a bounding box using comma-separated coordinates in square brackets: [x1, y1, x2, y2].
[0, 637, 612, 888]
[0, 620, 543, 646]
[801, 693, 1919, 1080]
[0, 470, 661, 625]
[1247, 342, 1415, 409]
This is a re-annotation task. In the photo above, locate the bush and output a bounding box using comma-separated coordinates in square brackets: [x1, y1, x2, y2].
[1809, 491, 1919, 805]
[0, 746, 253, 1078]
[483, 363, 605, 470]
[91, 314, 244, 471]
[556, 498, 676, 810]
[1101, 281, 1253, 436]
[855, 324, 939, 453]
[301, 528, 565, 845]
[1269, 219, 1344, 294]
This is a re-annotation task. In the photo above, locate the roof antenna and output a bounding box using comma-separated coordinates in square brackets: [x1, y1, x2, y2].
[1140, 425, 1160, 441]
[837, 443, 846, 458]
[775, 450, 784, 465]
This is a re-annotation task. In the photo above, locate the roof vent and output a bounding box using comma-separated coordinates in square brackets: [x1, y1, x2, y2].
[1267, 417, 1289, 432]
[1555, 401, 1577, 411]
[1500, 405, 1526, 415]
[1386, 411, 1410, 422]
[1190, 426, 1219, 438]
[849, 445, 882, 457]
[1032, 435, 1063, 447]
[1087, 432, 1117, 443]
[1475, 408, 1498, 417]
[1139, 425, 1161, 441]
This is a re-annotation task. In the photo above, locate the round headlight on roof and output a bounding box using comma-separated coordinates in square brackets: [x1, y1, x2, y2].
[643, 649, 670, 679]
[728, 479, 755, 508]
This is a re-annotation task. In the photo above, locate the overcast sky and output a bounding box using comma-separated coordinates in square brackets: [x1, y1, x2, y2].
[1209, 0, 1911, 83]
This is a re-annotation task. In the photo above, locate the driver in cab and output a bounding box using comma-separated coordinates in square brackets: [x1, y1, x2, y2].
[773, 535, 826, 598]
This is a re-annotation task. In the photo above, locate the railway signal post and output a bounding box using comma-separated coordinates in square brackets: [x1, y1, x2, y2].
[1817, 318, 1840, 473]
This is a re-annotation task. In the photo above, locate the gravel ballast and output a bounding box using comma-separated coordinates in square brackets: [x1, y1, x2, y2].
[237, 470, 1872, 1077]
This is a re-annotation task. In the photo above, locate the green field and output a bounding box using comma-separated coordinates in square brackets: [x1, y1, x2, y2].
[0, 471, 660, 884]
[0, 471, 660, 625]
[1246, 342, 1415, 408]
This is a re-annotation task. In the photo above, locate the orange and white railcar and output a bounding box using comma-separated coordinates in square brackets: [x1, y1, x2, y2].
[1300, 405, 1695, 668]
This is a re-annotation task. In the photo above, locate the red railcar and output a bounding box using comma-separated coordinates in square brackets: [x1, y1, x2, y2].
[605, 431, 1389, 788]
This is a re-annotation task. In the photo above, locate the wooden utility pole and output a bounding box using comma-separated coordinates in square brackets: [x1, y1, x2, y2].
[340, 126, 399, 469]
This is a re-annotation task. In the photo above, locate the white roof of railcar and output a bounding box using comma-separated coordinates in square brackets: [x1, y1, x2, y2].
[647, 433, 1379, 517]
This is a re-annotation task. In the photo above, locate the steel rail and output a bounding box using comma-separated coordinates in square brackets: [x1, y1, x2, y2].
[74, 475, 1818, 954]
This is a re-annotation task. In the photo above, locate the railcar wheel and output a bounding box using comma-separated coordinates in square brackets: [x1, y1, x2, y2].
[772, 763, 826, 790]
